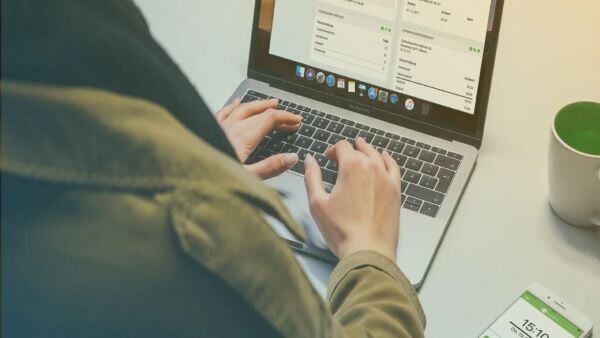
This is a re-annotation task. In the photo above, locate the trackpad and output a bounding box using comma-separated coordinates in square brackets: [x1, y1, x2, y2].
[266, 173, 328, 250]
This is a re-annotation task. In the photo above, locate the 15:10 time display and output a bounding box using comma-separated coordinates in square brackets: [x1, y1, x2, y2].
[521, 319, 550, 338]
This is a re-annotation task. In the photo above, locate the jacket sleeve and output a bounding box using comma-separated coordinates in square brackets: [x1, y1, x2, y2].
[327, 251, 426, 338]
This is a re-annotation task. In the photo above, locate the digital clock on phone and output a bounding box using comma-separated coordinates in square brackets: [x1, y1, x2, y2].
[480, 283, 593, 338]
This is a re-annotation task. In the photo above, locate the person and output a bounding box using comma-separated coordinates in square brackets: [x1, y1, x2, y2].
[1, 1, 426, 337]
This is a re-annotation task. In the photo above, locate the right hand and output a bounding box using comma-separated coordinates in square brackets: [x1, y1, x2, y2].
[303, 138, 402, 261]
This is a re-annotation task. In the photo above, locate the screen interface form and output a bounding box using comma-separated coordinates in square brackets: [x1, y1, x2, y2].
[480, 291, 583, 338]
[269, 0, 493, 114]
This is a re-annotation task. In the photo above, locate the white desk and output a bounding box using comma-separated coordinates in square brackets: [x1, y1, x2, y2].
[135, 1, 600, 335]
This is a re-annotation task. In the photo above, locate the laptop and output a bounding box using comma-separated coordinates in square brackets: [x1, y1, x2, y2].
[226, 0, 504, 288]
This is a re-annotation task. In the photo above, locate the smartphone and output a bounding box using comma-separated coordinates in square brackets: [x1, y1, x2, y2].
[480, 283, 593, 338]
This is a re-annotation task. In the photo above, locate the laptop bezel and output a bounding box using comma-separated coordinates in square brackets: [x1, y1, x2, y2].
[247, 0, 505, 149]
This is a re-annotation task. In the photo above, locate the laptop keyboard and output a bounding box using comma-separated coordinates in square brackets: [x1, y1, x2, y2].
[243, 90, 463, 218]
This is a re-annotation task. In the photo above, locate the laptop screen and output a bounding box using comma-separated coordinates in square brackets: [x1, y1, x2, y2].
[250, 0, 502, 145]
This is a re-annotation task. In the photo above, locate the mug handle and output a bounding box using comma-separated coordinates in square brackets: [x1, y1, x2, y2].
[593, 168, 600, 227]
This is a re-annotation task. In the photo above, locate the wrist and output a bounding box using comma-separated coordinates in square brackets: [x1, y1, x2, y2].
[337, 239, 396, 262]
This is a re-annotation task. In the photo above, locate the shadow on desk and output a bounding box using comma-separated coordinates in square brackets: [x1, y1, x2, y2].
[548, 203, 600, 261]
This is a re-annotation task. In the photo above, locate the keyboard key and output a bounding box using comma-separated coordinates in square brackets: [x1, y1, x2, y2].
[401, 181, 408, 193]
[401, 194, 407, 203]
[326, 161, 338, 171]
[370, 128, 385, 136]
[340, 118, 355, 126]
[325, 114, 341, 122]
[385, 132, 400, 140]
[401, 137, 416, 145]
[328, 134, 345, 145]
[418, 150, 437, 163]
[241, 95, 259, 103]
[298, 125, 316, 137]
[314, 154, 329, 167]
[312, 117, 329, 129]
[258, 136, 271, 148]
[300, 112, 315, 125]
[310, 141, 328, 154]
[285, 106, 299, 113]
[421, 163, 439, 176]
[326, 121, 345, 134]
[297, 105, 311, 112]
[372, 136, 390, 148]
[357, 130, 375, 143]
[257, 148, 275, 160]
[416, 142, 431, 150]
[355, 123, 370, 131]
[314, 129, 331, 142]
[282, 144, 299, 154]
[281, 101, 292, 107]
[447, 152, 463, 160]
[294, 136, 313, 149]
[403, 197, 422, 212]
[267, 96, 282, 103]
[322, 169, 338, 185]
[406, 158, 424, 171]
[403, 145, 421, 158]
[431, 147, 447, 155]
[434, 154, 460, 171]
[436, 168, 455, 193]
[387, 140, 405, 153]
[312, 109, 325, 117]
[291, 161, 305, 174]
[419, 175, 438, 189]
[420, 202, 439, 217]
[297, 149, 315, 160]
[392, 153, 408, 166]
[276, 104, 287, 110]
[403, 170, 421, 184]
[287, 102, 298, 109]
[266, 139, 285, 152]
[406, 184, 444, 205]
[341, 126, 360, 139]
[279, 133, 298, 144]
[247, 90, 268, 99]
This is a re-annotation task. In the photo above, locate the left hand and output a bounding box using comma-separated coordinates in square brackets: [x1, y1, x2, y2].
[216, 98, 302, 179]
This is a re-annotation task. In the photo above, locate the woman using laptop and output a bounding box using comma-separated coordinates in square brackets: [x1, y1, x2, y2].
[1, 0, 425, 337]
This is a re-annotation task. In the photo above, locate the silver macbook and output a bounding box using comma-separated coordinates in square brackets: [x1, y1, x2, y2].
[226, 0, 504, 288]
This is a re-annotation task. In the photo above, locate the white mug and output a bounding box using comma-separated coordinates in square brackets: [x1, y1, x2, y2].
[548, 102, 600, 228]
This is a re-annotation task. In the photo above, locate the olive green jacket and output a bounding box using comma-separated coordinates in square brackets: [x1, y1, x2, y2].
[1, 82, 426, 337]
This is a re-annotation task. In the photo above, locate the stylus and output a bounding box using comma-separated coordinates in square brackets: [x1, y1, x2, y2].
[284, 239, 339, 265]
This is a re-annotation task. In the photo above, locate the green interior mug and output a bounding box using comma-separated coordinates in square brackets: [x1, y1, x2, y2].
[554, 102, 600, 155]
[549, 101, 600, 228]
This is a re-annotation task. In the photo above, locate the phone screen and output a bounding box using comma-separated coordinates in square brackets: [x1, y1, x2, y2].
[480, 291, 584, 338]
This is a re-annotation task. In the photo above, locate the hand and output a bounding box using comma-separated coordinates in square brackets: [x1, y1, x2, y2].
[303, 138, 402, 261]
[216, 98, 302, 179]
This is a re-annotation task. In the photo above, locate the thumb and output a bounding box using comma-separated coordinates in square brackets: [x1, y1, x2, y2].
[304, 154, 327, 202]
[245, 153, 299, 180]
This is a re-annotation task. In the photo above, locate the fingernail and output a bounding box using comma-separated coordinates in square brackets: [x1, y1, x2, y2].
[283, 153, 299, 167]
[305, 154, 313, 164]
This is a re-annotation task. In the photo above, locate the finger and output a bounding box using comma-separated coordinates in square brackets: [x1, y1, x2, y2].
[255, 110, 302, 135]
[230, 99, 279, 120]
[325, 140, 359, 171]
[245, 153, 299, 180]
[355, 137, 386, 171]
[304, 154, 328, 202]
[276, 123, 301, 133]
[382, 150, 401, 185]
[215, 98, 241, 123]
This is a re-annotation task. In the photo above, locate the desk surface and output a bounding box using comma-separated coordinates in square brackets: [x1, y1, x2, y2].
[135, 0, 600, 335]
